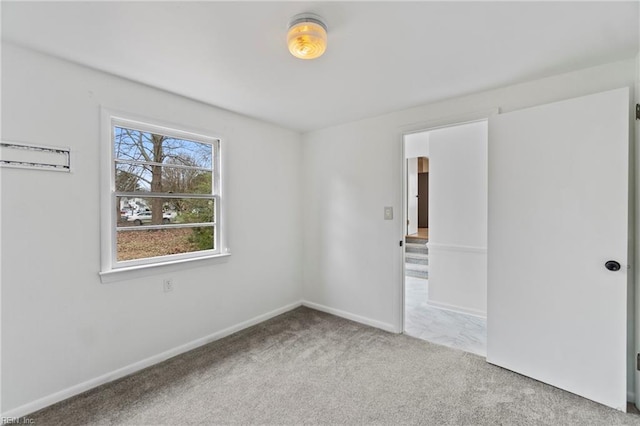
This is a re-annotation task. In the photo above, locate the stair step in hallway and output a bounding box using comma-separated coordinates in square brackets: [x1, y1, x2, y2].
[405, 236, 428, 279]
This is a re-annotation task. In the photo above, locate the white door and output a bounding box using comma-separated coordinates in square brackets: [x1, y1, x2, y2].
[487, 87, 629, 410]
[407, 158, 418, 235]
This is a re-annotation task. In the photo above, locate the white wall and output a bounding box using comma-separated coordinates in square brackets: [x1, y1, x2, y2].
[404, 132, 429, 159]
[301, 57, 636, 392]
[406, 158, 418, 236]
[428, 121, 487, 316]
[0, 44, 303, 414]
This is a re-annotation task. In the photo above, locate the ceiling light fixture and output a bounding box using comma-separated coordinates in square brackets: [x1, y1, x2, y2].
[287, 13, 327, 60]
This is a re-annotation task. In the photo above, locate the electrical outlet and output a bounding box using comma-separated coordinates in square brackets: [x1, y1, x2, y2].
[163, 279, 174, 293]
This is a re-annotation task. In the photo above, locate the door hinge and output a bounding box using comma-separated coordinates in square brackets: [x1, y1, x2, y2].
[399, 240, 403, 247]
[636, 104, 640, 120]
[637, 353, 640, 370]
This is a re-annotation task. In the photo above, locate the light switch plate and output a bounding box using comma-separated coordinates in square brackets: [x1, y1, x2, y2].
[384, 206, 393, 220]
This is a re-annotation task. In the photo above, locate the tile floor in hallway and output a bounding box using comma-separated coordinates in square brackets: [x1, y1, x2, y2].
[404, 276, 487, 357]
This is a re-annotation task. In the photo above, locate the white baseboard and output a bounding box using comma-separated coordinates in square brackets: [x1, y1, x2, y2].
[1, 301, 303, 419]
[426, 299, 486, 319]
[302, 300, 400, 333]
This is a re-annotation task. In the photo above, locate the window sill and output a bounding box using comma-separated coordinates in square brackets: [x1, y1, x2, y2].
[99, 252, 231, 284]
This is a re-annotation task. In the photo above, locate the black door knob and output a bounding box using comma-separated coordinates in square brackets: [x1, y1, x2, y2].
[605, 261, 621, 271]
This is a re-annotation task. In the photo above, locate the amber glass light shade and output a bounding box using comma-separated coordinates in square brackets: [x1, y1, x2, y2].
[287, 17, 327, 60]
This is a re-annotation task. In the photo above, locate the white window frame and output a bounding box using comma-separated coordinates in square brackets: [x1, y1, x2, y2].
[99, 109, 229, 282]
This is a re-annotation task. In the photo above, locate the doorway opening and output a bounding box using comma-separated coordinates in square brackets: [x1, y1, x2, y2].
[412, 157, 429, 239]
[403, 120, 488, 357]
[405, 156, 429, 279]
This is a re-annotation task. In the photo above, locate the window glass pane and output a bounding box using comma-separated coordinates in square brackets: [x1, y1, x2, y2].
[117, 197, 215, 226]
[109, 121, 220, 267]
[114, 127, 212, 169]
[116, 226, 215, 261]
[115, 162, 212, 194]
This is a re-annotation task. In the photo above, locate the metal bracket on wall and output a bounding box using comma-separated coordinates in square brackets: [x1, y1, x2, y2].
[0, 141, 70, 172]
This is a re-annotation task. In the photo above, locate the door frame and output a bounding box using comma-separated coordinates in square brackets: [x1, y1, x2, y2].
[396, 108, 499, 333]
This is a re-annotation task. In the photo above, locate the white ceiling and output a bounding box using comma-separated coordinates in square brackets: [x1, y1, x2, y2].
[2, 1, 638, 132]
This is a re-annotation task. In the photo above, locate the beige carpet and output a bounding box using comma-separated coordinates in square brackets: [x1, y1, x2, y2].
[26, 307, 640, 425]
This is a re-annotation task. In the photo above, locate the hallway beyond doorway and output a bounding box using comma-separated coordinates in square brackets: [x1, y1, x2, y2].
[404, 276, 486, 357]
[407, 227, 429, 240]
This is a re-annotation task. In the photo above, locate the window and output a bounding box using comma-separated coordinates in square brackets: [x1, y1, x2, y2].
[101, 112, 224, 276]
